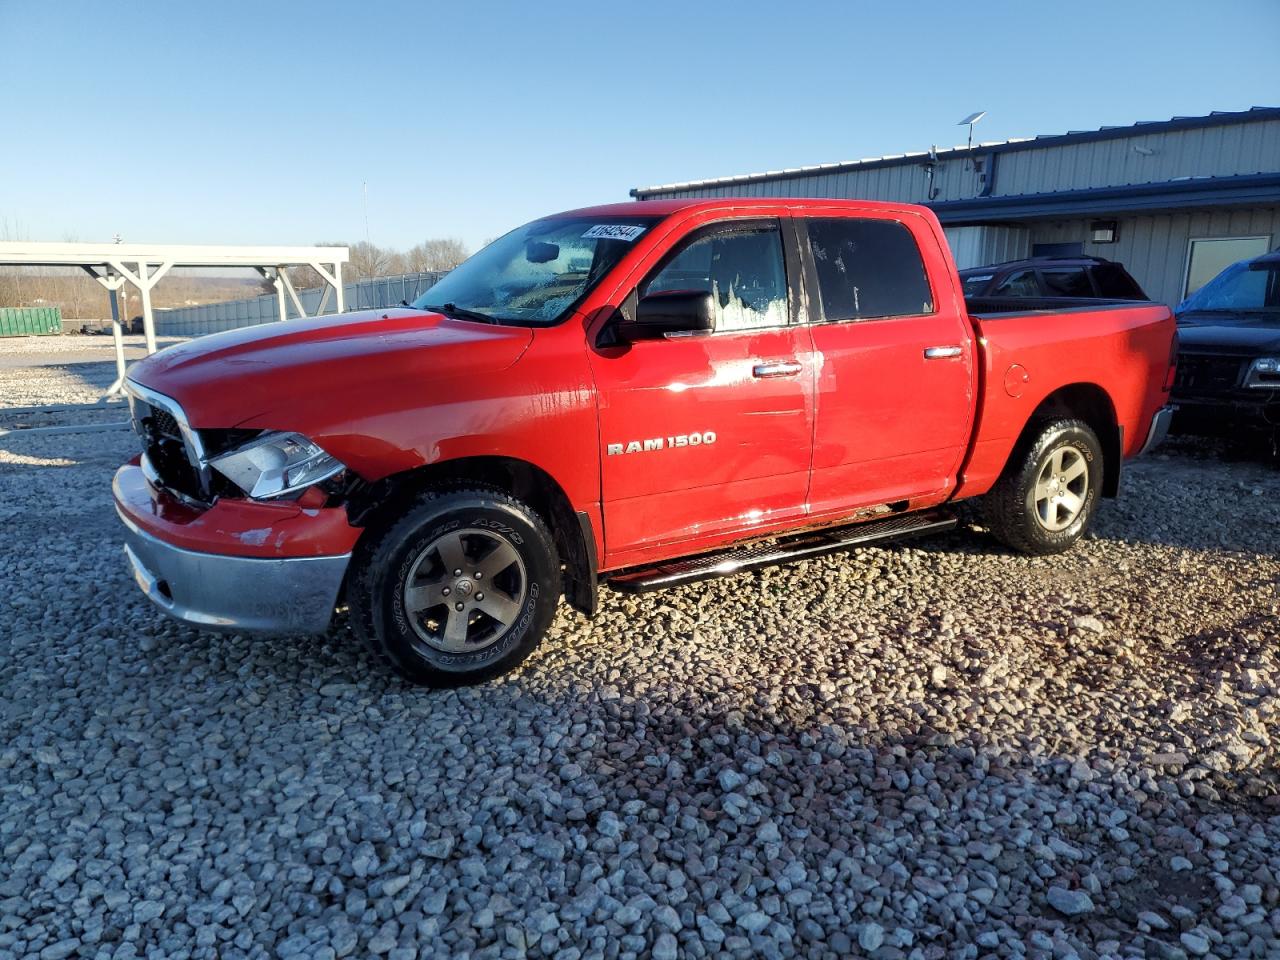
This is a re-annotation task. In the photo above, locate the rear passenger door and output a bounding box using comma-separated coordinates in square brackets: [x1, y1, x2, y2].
[798, 213, 975, 516]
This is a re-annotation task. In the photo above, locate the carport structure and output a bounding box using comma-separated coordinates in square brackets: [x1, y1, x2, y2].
[0, 242, 349, 396]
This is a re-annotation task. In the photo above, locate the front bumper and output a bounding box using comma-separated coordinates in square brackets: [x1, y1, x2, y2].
[113, 461, 359, 635]
[1170, 393, 1279, 435]
[1136, 405, 1175, 456]
[118, 509, 350, 634]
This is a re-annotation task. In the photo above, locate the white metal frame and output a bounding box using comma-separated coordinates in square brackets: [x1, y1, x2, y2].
[0, 242, 349, 396]
[1180, 234, 1272, 299]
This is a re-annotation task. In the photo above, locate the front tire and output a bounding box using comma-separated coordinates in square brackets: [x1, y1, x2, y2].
[349, 486, 561, 687]
[982, 418, 1103, 555]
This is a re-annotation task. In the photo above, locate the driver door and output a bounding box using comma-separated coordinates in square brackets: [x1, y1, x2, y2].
[588, 218, 815, 568]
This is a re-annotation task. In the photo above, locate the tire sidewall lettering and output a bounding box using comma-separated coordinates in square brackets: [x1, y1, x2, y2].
[383, 503, 550, 672]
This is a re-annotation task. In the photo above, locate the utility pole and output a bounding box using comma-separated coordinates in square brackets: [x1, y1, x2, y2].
[362, 180, 370, 245]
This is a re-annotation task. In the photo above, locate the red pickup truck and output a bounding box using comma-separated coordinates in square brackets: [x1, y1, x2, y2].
[115, 198, 1176, 686]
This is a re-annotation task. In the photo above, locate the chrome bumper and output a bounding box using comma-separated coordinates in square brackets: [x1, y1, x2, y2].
[1137, 405, 1175, 457]
[118, 510, 350, 635]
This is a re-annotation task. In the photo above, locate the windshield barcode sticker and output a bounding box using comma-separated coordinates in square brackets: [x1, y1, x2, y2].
[583, 224, 646, 242]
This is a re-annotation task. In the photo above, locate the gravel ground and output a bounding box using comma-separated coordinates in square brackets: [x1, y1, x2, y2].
[0, 334, 185, 410]
[2, 344, 1279, 960]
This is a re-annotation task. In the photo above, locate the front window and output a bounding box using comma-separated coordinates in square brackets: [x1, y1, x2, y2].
[994, 269, 1039, 297]
[1177, 260, 1280, 326]
[641, 222, 789, 332]
[412, 216, 659, 325]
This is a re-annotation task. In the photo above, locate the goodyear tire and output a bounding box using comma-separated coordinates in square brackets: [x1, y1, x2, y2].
[349, 486, 561, 687]
[982, 418, 1103, 555]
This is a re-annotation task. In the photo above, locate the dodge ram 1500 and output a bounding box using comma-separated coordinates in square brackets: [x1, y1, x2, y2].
[114, 198, 1177, 686]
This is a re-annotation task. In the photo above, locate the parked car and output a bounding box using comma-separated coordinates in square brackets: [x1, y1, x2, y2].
[959, 256, 1149, 303]
[1172, 249, 1280, 445]
[114, 198, 1177, 687]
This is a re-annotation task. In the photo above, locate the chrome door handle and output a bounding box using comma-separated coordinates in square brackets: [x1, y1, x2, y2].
[924, 345, 963, 359]
[753, 360, 803, 378]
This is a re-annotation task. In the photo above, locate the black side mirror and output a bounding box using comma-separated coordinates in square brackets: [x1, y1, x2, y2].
[615, 290, 716, 343]
[526, 240, 559, 263]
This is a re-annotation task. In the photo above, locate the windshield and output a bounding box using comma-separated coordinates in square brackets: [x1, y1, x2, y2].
[960, 273, 994, 297]
[412, 216, 660, 325]
[1177, 259, 1280, 326]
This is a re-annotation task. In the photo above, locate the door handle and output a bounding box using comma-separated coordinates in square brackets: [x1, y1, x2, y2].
[924, 345, 963, 359]
[753, 360, 803, 378]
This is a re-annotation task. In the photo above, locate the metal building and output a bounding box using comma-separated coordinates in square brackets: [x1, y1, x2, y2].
[631, 107, 1280, 306]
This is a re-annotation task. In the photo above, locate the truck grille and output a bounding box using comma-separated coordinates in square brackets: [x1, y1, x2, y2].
[125, 386, 209, 502]
[1174, 353, 1249, 394]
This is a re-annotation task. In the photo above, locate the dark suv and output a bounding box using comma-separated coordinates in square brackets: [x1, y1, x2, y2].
[1172, 249, 1280, 447]
[960, 256, 1148, 301]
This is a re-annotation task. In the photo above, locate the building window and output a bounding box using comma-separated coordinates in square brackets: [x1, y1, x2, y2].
[1184, 236, 1272, 298]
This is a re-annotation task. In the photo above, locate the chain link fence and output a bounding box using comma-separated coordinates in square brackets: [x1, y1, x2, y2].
[153, 271, 448, 337]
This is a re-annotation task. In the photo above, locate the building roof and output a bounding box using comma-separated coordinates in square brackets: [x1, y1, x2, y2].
[631, 106, 1280, 199]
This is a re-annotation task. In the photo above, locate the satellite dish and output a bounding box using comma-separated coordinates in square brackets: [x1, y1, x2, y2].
[958, 111, 987, 126]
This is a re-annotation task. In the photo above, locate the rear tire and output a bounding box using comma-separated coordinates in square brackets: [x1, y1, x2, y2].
[349, 486, 561, 687]
[982, 418, 1102, 555]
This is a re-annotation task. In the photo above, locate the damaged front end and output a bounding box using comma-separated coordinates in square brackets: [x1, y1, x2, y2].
[115, 380, 363, 634]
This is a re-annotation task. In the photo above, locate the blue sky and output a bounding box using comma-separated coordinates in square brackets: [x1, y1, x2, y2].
[2, 0, 1277, 252]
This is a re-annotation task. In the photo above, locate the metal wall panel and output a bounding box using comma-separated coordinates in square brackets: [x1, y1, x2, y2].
[943, 226, 1031, 270]
[638, 119, 1280, 205]
[637, 152, 989, 205]
[965, 119, 1280, 198]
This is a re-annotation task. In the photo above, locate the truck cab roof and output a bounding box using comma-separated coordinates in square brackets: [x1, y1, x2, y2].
[559, 197, 932, 219]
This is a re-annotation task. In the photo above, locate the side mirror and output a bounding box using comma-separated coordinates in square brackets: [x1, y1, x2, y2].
[616, 290, 716, 342]
[526, 240, 559, 263]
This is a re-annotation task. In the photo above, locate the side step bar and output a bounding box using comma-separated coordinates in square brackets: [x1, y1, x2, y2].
[607, 509, 958, 594]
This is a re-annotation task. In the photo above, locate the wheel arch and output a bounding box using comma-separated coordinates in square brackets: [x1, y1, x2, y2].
[1011, 382, 1122, 497]
[347, 455, 598, 616]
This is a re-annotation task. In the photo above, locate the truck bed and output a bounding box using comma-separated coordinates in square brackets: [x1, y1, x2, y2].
[965, 295, 1156, 316]
[955, 299, 1175, 499]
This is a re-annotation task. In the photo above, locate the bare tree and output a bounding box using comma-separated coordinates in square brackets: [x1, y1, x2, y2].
[284, 238, 468, 290]
[405, 238, 469, 273]
[346, 241, 397, 281]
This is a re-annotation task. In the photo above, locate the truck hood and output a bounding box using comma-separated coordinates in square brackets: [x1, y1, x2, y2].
[128, 308, 533, 428]
[1176, 321, 1280, 354]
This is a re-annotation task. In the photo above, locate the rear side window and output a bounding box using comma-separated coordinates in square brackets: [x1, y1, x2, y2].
[1091, 263, 1146, 299]
[1040, 268, 1093, 297]
[805, 218, 933, 321]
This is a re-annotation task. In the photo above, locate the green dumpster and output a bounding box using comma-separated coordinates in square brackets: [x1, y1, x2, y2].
[0, 306, 63, 336]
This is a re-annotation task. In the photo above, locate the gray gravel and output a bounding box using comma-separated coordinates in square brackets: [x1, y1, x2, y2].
[2, 341, 1279, 960]
[0, 334, 185, 409]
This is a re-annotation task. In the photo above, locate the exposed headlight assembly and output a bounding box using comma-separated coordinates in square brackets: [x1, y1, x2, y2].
[1246, 356, 1280, 388]
[209, 431, 344, 499]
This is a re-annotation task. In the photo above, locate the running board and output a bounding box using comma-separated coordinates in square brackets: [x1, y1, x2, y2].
[607, 510, 958, 594]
